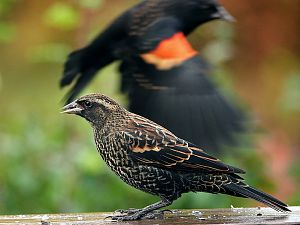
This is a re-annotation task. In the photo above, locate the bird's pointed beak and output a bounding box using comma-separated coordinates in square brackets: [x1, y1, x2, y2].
[61, 101, 83, 115]
[213, 6, 236, 22]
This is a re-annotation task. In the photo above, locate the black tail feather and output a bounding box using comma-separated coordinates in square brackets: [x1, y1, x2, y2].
[225, 182, 290, 212]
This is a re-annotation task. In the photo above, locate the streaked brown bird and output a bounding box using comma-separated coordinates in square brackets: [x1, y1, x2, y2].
[61, 0, 244, 152]
[62, 93, 290, 221]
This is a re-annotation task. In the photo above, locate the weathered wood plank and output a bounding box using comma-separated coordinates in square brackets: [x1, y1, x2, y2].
[0, 206, 299, 225]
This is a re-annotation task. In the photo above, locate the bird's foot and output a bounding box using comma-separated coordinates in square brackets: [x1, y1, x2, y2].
[108, 209, 167, 221]
[108, 214, 142, 221]
[114, 208, 140, 215]
[108, 199, 172, 221]
[142, 210, 167, 219]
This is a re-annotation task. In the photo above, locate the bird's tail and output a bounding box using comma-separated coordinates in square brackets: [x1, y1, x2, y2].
[61, 49, 85, 88]
[224, 181, 291, 212]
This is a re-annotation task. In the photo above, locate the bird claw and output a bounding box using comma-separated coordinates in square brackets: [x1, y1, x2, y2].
[141, 210, 166, 219]
[108, 209, 167, 221]
[104, 215, 113, 220]
[161, 209, 173, 214]
[109, 208, 143, 221]
[108, 214, 141, 221]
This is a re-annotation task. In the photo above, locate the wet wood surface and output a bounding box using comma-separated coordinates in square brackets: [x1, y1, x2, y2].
[0, 206, 299, 225]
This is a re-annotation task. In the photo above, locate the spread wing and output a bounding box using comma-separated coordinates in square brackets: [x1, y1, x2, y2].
[136, 17, 182, 53]
[121, 114, 245, 174]
[120, 56, 245, 152]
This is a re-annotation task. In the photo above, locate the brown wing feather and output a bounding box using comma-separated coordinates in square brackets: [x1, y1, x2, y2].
[122, 114, 245, 174]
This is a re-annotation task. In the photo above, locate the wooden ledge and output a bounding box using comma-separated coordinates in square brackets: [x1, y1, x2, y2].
[0, 206, 299, 225]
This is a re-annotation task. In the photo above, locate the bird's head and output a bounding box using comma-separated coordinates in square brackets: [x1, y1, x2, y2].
[201, 0, 235, 22]
[177, 0, 235, 27]
[62, 93, 122, 126]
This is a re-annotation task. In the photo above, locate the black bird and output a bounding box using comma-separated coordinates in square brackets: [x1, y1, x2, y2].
[61, 0, 243, 151]
[62, 93, 290, 221]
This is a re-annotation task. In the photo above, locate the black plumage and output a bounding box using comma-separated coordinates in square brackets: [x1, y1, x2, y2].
[61, 0, 234, 95]
[61, 0, 242, 151]
[122, 56, 244, 150]
[62, 93, 290, 221]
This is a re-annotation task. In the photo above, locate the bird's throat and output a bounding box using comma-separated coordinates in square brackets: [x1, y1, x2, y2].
[141, 32, 198, 70]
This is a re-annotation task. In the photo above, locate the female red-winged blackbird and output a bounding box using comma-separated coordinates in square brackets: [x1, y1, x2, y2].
[62, 93, 290, 221]
[60, 0, 243, 152]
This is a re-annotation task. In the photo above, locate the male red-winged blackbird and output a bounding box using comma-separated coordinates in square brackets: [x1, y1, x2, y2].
[60, 0, 243, 151]
[62, 93, 290, 221]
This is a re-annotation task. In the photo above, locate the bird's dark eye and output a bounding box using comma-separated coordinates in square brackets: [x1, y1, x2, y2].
[83, 100, 92, 108]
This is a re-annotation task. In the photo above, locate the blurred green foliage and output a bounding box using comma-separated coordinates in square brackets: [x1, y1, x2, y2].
[29, 43, 71, 63]
[0, 0, 16, 16]
[44, 3, 80, 30]
[280, 72, 300, 112]
[0, 0, 16, 43]
[0, 22, 16, 43]
[0, 0, 298, 215]
[78, 0, 104, 9]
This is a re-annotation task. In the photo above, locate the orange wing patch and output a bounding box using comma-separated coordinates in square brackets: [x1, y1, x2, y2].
[141, 32, 198, 70]
[132, 146, 161, 153]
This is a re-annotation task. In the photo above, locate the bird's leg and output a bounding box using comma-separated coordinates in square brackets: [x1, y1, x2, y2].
[114, 208, 139, 215]
[110, 198, 172, 221]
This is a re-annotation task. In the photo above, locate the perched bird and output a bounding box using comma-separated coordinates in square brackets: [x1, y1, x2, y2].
[61, 0, 244, 151]
[62, 93, 290, 221]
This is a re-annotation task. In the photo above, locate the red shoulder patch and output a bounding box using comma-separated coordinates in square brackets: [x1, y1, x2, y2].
[141, 32, 198, 70]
